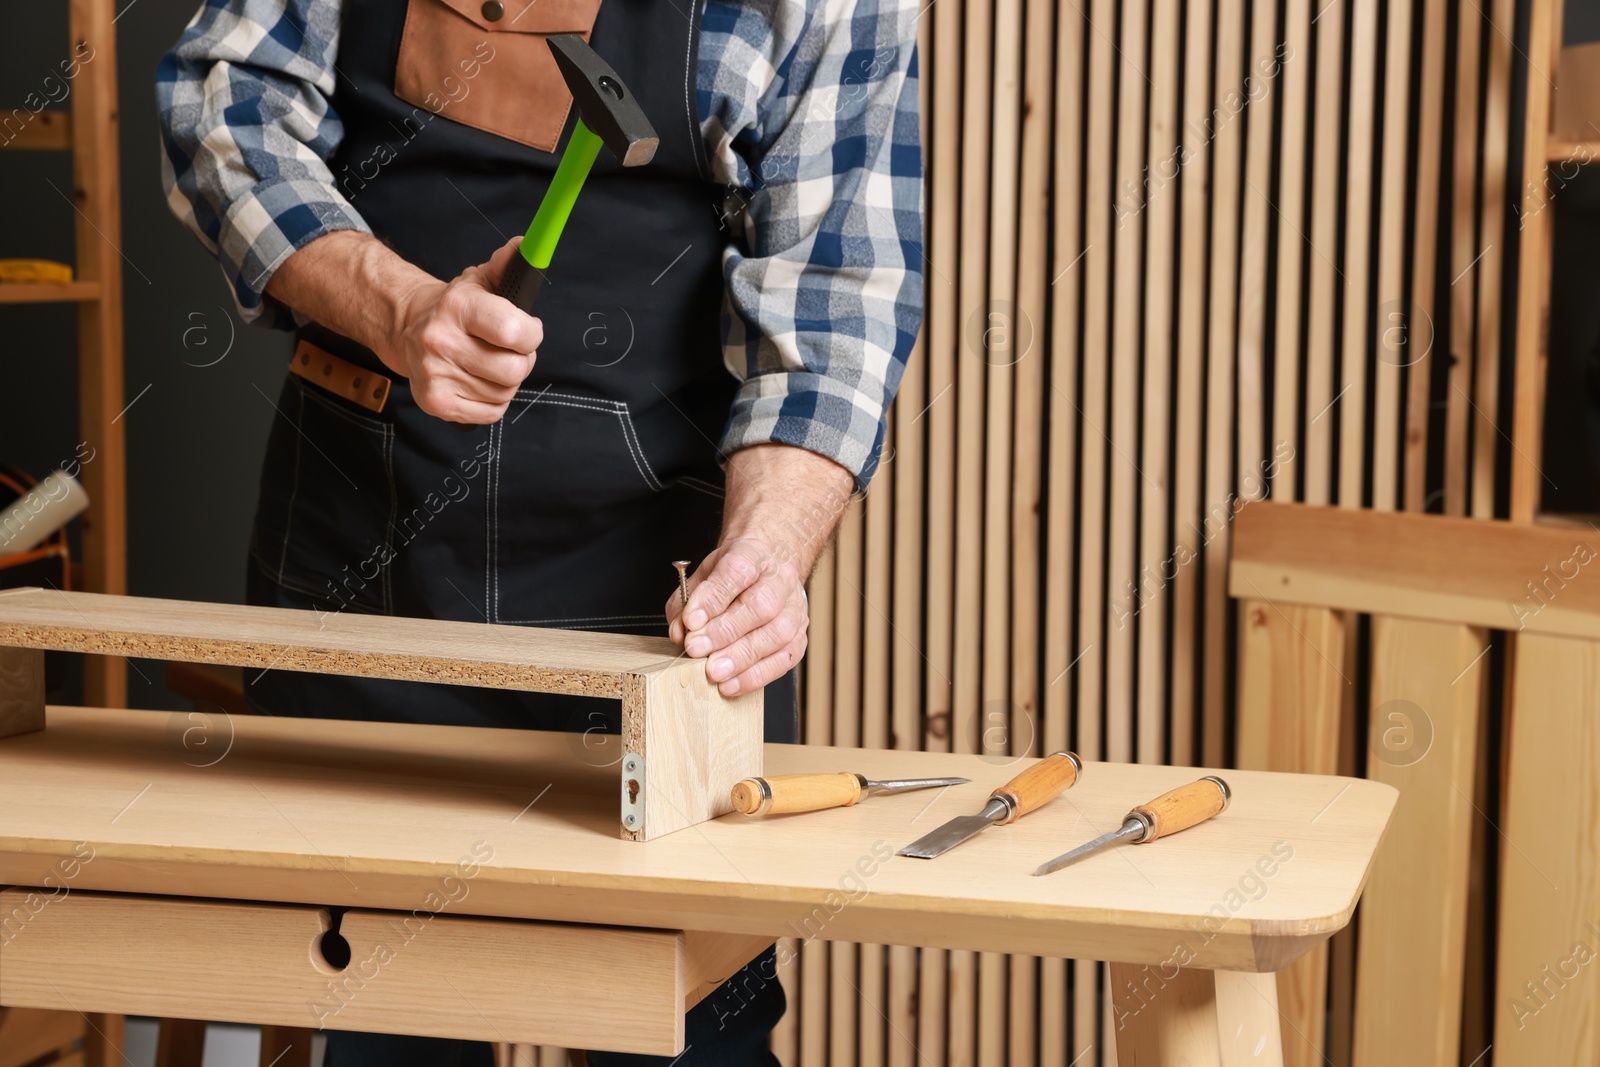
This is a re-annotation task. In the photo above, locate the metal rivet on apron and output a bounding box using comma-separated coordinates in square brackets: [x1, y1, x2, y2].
[323, 363, 333, 376]
[352, 377, 363, 389]
[481, 0, 504, 20]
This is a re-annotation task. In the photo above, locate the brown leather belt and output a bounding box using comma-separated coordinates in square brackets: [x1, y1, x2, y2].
[289, 339, 392, 413]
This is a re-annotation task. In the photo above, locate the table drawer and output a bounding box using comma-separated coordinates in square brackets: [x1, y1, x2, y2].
[0, 888, 767, 1056]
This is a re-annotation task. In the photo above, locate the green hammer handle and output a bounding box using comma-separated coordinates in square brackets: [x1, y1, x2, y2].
[495, 118, 605, 314]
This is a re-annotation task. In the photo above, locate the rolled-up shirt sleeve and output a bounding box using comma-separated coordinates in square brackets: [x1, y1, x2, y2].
[702, 0, 924, 490]
[156, 0, 368, 327]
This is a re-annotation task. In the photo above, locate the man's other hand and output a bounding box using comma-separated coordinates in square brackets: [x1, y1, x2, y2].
[666, 444, 853, 697]
[391, 236, 542, 422]
[668, 537, 809, 697]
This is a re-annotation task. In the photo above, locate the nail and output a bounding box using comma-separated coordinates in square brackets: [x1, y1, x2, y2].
[686, 636, 712, 658]
[687, 609, 707, 630]
[671, 560, 691, 607]
[720, 678, 742, 696]
[709, 657, 735, 682]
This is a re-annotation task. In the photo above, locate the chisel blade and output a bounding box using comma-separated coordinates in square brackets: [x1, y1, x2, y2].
[1032, 818, 1144, 876]
[897, 797, 1010, 859]
[870, 776, 971, 796]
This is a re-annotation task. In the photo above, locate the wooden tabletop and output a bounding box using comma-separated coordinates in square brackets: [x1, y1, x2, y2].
[0, 707, 1394, 972]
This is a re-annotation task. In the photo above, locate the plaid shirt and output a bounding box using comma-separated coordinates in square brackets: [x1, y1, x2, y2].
[157, 0, 923, 486]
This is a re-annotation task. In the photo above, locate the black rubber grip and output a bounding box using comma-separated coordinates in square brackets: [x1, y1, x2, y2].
[496, 252, 546, 314]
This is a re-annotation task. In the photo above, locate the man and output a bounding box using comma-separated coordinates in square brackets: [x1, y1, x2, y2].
[157, 0, 921, 1061]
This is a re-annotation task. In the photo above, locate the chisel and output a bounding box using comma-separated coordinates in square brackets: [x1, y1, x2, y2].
[897, 752, 1083, 859]
[1032, 776, 1231, 876]
[730, 773, 971, 816]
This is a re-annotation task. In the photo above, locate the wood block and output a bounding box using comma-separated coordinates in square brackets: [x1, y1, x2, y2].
[0, 889, 765, 1056]
[620, 660, 763, 842]
[1108, 964, 1284, 1066]
[1353, 618, 1486, 1066]
[0, 647, 43, 740]
[1494, 633, 1600, 1065]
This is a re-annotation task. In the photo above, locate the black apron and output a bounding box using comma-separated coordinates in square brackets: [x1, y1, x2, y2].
[244, 0, 799, 744]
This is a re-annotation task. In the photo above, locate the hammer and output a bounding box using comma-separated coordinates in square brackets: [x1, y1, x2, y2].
[495, 34, 659, 314]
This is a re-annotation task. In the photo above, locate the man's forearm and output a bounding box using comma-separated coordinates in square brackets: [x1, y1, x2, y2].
[720, 443, 854, 580]
[264, 231, 432, 376]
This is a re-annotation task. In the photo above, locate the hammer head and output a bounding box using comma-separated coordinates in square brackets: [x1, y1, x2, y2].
[548, 34, 659, 168]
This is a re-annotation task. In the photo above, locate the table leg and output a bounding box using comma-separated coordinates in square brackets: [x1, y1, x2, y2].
[1109, 965, 1284, 1066]
[82, 1013, 128, 1067]
[154, 1018, 207, 1067]
[259, 1025, 312, 1067]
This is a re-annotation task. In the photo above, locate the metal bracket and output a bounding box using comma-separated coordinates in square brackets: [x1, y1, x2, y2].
[621, 751, 645, 831]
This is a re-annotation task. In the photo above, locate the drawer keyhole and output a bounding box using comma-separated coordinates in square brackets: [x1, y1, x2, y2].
[318, 908, 352, 972]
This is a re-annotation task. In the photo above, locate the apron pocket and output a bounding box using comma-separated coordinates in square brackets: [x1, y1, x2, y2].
[394, 0, 602, 152]
[488, 388, 683, 627]
[250, 376, 396, 615]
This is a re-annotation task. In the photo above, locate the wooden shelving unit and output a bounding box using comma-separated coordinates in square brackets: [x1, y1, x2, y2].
[1, 0, 126, 706]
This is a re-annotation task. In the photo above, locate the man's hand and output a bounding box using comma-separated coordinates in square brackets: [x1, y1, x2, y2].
[670, 537, 808, 696]
[667, 445, 853, 696]
[390, 236, 541, 422]
[265, 232, 540, 423]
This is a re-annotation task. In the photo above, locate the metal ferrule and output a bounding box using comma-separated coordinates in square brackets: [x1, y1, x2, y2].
[749, 777, 774, 817]
[1200, 775, 1232, 810]
[982, 794, 1016, 824]
[1126, 810, 1156, 842]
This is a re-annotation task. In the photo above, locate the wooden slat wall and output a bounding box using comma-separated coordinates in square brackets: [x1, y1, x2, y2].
[789, 0, 1530, 1063]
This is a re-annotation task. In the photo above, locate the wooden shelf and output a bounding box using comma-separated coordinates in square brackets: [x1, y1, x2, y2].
[0, 587, 683, 697]
[0, 110, 72, 151]
[1546, 139, 1600, 164]
[0, 281, 101, 305]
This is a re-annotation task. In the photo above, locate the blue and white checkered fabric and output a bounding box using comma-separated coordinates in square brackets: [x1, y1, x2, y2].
[157, 0, 924, 487]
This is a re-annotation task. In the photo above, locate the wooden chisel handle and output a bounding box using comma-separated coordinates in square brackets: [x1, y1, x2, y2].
[992, 751, 1082, 823]
[1131, 776, 1231, 842]
[731, 773, 864, 816]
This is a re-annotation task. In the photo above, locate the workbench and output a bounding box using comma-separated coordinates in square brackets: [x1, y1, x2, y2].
[0, 706, 1392, 1064]
[0, 592, 1395, 1063]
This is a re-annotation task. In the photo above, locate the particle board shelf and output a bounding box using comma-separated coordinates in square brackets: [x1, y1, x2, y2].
[0, 589, 763, 842]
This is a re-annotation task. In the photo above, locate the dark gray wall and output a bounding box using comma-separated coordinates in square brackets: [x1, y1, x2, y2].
[1, 0, 287, 708]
